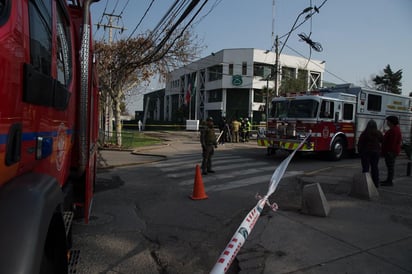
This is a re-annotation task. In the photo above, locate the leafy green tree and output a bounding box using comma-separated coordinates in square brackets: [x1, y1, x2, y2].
[372, 64, 402, 94]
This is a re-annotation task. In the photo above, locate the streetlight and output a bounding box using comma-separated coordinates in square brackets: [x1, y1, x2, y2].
[279, 7, 313, 55]
[274, 6, 313, 97]
[262, 7, 314, 130]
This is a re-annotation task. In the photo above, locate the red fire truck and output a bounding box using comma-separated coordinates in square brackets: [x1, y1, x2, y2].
[257, 84, 412, 160]
[0, 0, 99, 273]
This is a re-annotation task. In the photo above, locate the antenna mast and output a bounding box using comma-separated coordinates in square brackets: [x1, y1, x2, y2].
[271, 0, 275, 51]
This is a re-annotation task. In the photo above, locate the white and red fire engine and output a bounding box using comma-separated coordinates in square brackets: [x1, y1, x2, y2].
[257, 84, 412, 160]
[0, 0, 99, 273]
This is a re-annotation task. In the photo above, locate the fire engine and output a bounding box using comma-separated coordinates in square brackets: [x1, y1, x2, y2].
[257, 84, 412, 160]
[0, 0, 99, 273]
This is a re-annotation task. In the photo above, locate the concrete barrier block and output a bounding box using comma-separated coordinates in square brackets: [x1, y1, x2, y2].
[350, 172, 379, 200]
[301, 183, 330, 217]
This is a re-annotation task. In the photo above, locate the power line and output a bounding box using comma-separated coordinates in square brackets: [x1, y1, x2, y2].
[155, 0, 209, 62]
[119, 0, 130, 16]
[96, 13, 127, 43]
[110, 0, 119, 14]
[277, 0, 328, 40]
[94, 0, 109, 37]
[191, 0, 223, 28]
[127, 0, 156, 39]
[283, 43, 347, 83]
[150, 0, 189, 43]
[138, 0, 206, 65]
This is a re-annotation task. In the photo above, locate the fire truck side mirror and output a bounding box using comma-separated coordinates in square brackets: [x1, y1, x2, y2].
[334, 112, 339, 123]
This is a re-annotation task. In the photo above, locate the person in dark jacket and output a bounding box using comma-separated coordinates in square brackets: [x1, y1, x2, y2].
[357, 119, 383, 187]
[381, 116, 402, 186]
[200, 117, 217, 175]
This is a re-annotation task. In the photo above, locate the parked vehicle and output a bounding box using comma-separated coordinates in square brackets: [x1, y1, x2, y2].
[0, 0, 99, 272]
[257, 84, 412, 160]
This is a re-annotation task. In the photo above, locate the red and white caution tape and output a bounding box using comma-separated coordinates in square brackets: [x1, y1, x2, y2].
[210, 134, 311, 274]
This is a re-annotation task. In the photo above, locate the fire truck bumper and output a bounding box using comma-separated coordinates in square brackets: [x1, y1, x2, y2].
[257, 138, 279, 147]
[257, 138, 313, 151]
[257, 138, 273, 147]
[278, 140, 314, 151]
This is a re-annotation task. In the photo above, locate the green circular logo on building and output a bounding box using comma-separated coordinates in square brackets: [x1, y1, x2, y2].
[232, 75, 243, 86]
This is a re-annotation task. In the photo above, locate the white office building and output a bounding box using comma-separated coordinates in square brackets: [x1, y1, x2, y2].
[160, 48, 325, 123]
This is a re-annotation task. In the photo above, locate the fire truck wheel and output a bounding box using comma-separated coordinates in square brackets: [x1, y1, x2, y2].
[40, 213, 68, 273]
[330, 137, 345, 161]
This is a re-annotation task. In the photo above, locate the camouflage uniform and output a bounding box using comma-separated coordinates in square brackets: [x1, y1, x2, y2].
[200, 118, 217, 175]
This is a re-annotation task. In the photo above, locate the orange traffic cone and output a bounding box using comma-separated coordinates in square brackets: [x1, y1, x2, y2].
[190, 164, 208, 200]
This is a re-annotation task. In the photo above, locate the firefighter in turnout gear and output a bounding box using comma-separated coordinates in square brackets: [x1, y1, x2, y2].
[200, 117, 217, 175]
[245, 118, 252, 142]
[231, 118, 241, 143]
[240, 118, 247, 142]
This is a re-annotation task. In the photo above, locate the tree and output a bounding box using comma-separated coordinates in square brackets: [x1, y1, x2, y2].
[96, 30, 201, 146]
[279, 76, 308, 96]
[372, 64, 402, 94]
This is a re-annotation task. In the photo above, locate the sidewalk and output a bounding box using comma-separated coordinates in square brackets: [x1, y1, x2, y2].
[96, 130, 258, 169]
[238, 157, 412, 274]
[97, 149, 166, 169]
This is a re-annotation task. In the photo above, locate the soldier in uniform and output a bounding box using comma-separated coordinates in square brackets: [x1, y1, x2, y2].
[200, 117, 217, 175]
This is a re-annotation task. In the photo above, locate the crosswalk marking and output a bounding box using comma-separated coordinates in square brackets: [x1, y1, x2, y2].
[152, 154, 302, 192]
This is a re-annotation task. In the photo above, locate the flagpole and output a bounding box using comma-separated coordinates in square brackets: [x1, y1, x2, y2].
[194, 71, 198, 121]
[189, 92, 192, 120]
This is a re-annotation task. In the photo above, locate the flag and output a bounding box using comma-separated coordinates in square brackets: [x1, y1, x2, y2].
[185, 82, 191, 105]
[185, 73, 197, 106]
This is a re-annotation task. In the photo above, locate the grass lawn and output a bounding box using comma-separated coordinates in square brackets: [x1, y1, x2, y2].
[102, 131, 162, 149]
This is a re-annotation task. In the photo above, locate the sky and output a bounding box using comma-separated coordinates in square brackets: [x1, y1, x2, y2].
[91, 0, 412, 111]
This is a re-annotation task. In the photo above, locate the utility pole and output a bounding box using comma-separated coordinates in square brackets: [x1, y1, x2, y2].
[271, 0, 276, 51]
[96, 13, 127, 43]
[96, 13, 127, 140]
[274, 35, 280, 97]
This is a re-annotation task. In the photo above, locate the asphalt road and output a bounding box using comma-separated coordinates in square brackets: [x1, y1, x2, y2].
[72, 131, 412, 274]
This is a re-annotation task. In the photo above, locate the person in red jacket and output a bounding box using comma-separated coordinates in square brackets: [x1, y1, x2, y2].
[381, 116, 402, 186]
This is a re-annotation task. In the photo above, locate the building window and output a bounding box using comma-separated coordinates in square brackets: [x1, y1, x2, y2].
[208, 65, 222, 82]
[283, 67, 295, 80]
[253, 63, 274, 78]
[242, 62, 247, 75]
[367, 94, 382, 112]
[208, 89, 222, 102]
[229, 64, 233, 75]
[253, 89, 264, 103]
